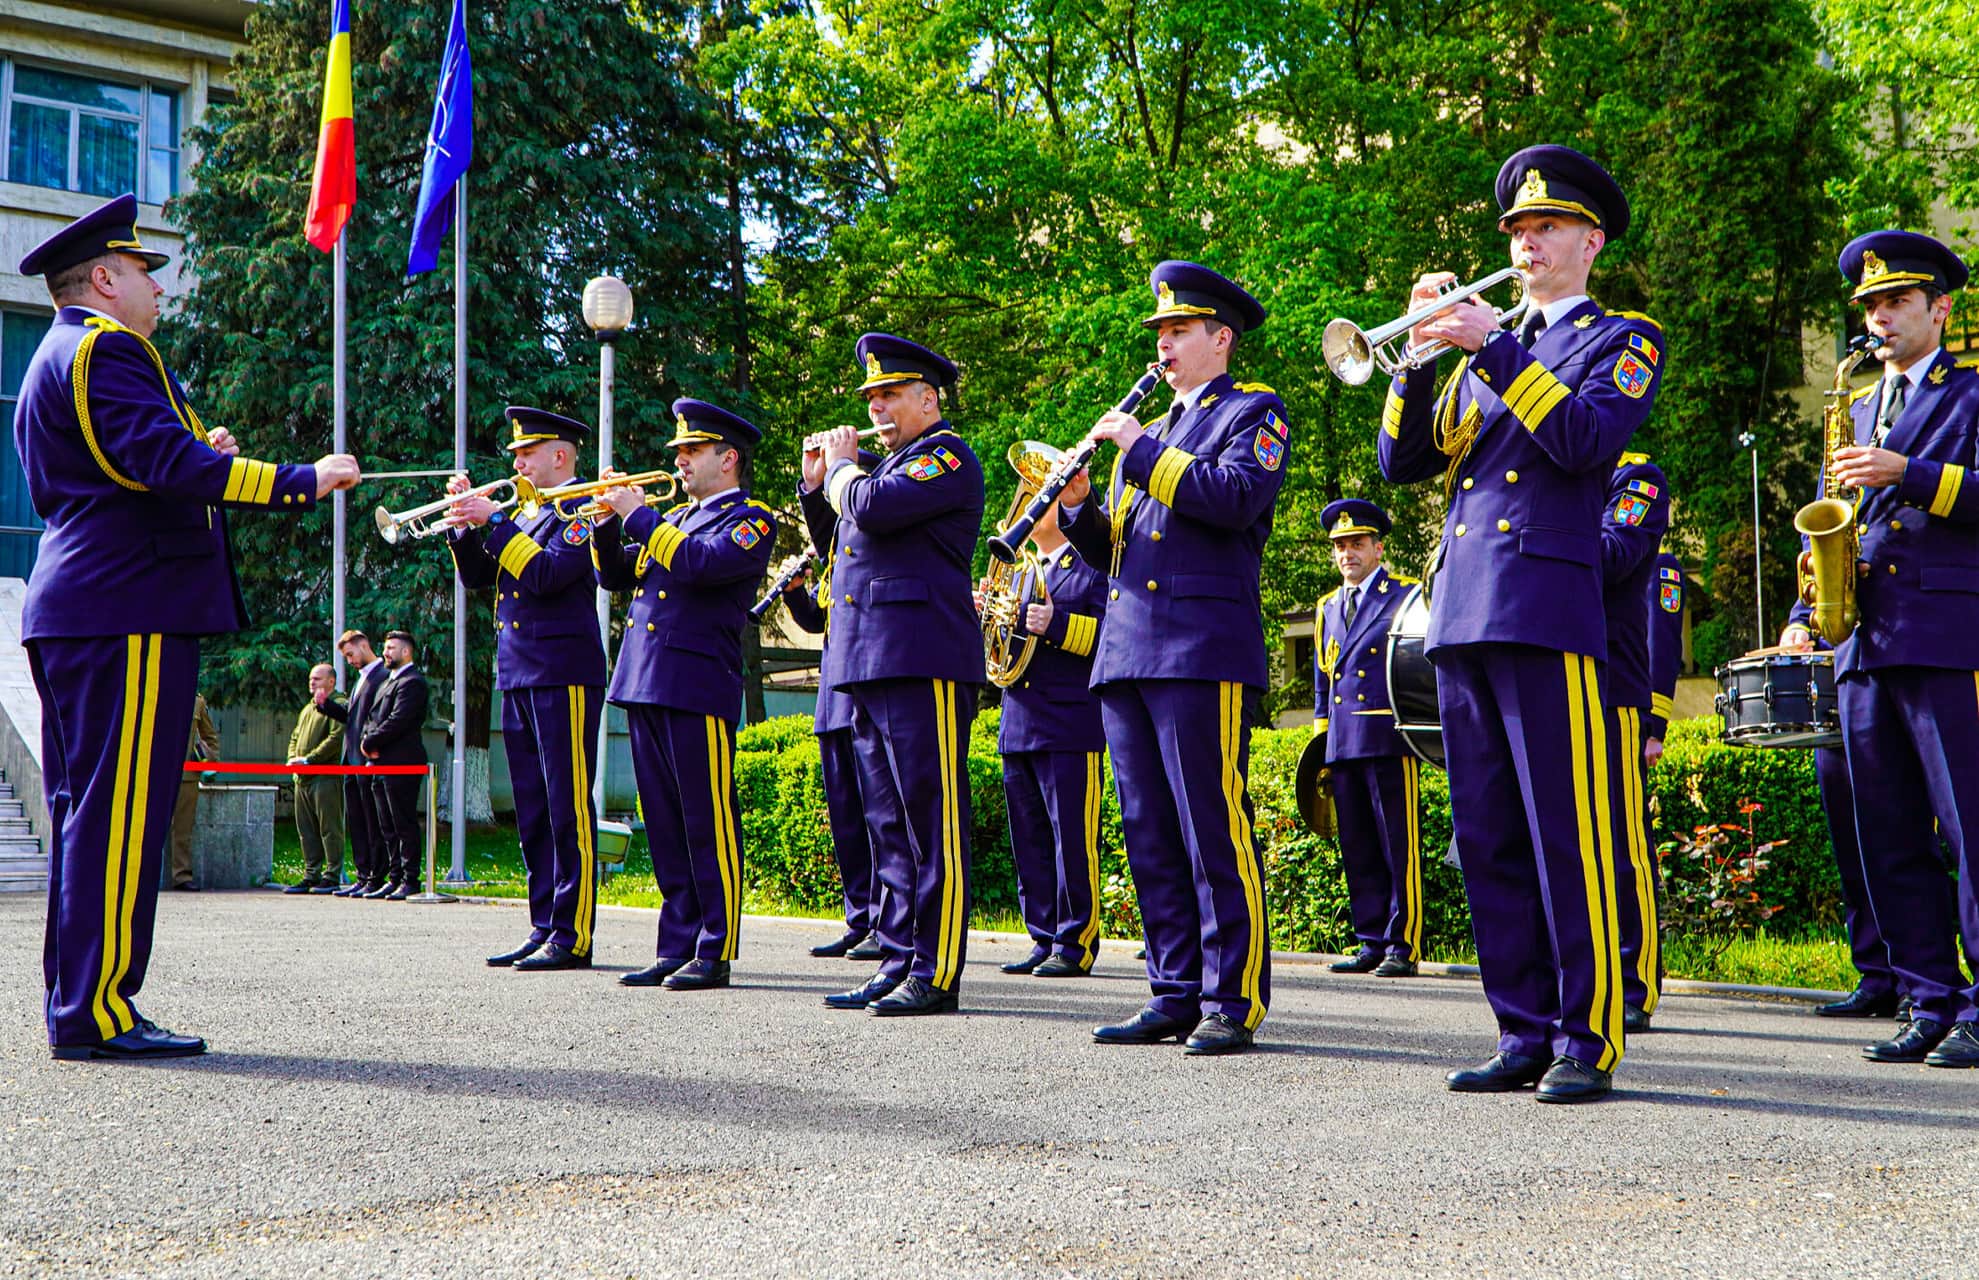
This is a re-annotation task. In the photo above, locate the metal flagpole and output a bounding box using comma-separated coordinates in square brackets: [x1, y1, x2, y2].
[594, 340, 613, 819]
[449, 177, 470, 884]
[332, 233, 348, 690]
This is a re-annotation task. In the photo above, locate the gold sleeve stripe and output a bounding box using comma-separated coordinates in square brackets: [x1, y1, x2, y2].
[223, 457, 251, 502]
[825, 464, 867, 515]
[1061, 613, 1098, 656]
[250, 459, 278, 504]
[1650, 692, 1674, 720]
[1148, 446, 1194, 506]
[1930, 463, 1964, 517]
[645, 522, 686, 571]
[497, 534, 543, 578]
[1504, 362, 1570, 431]
[1382, 390, 1406, 439]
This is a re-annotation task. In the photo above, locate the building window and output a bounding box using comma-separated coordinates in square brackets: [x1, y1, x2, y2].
[2, 62, 180, 203]
[1, 309, 52, 579]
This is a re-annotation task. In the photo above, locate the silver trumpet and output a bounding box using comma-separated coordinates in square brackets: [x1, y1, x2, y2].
[1321, 266, 1532, 386]
[802, 424, 886, 454]
[373, 477, 520, 544]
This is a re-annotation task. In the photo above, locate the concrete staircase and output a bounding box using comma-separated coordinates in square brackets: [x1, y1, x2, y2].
[0, 770, 43, 892]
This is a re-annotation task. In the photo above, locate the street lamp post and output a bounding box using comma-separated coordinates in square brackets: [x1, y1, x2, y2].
[1740, 430, 1763, 646]
[582, 276, 634, 819]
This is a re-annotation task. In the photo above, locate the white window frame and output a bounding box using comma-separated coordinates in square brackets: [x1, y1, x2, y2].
[0, 58, 182, 203]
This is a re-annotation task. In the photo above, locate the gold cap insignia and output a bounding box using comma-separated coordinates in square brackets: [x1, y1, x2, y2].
[1862, 249, 1887, 280]
[675, 413, 690, 434]
[864, 352, 883, 379]
[1156, 280, 1178, 310]
[1331, 512, 1356, 536]
[1519, 168, 1548, 203]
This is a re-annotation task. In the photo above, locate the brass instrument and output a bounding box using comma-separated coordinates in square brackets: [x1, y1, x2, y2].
[803, 424, 886, 454]
[543, 469, 680, 522]
[982, 441, 1066, 687]
[1794, 334, 1884, 644]
[374, 477, 523, 544]
[1321, 265, 1532, 386]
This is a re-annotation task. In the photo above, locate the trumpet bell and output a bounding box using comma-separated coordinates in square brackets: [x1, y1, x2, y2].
[374, 505, 405, 545]
[1006, 439, 1068, 488]
[1322, 319, 1378, 386]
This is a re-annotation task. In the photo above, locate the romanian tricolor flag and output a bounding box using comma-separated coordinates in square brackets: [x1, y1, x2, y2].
[303, 0, 355, 252]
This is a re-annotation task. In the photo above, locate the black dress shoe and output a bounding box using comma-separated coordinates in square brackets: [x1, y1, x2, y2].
[1032, 955, 1087, 978]
[1623, 1005, 1652, 1034]
[1000, 947, 1048, 975]
[1536, 1056, 1613, 1104]
[1924, 1021, 1979, 1068]
[869, 976, 958, 1016]
[620, 958, 688, 987]
[386, 883, 413, 901]
[1865, 1017, 1949, 1063]
[513, 943, 591, 972]
[1329, 949, 1381, 974]
[663, 958, 731, 991]
[1372, 956, 1418, 978]
[1093, 1007, 1196, 1045]
[1183, 1013, 1254, 1056]
[282, 880, 315, 895]
[487, 940, 542, 967]
[810, 928, 866, 958]
[1445, 1051, 1550, 1092]
[310, 880, 340, 893]
[824, 974, 899, 1009]
[845, 935, 885, 962]
[1133, 947, 1146, 960]
[1815, 987, 1901, 1018]
[170, 881, 200, 892]
[52, 1021, 207, 1061]
[362, 881, 395, 900]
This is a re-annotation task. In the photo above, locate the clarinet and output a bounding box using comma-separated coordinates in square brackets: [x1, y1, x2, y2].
[748, 549, 817, 623]
[986, 358, 1174, 564]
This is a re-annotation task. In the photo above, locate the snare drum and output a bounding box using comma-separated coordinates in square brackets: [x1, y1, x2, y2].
[1383, 583, 1445, 770]
[1714, 650, 1840, 749]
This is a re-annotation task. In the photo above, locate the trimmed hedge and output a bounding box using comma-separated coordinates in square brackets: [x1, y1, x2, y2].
[735, 710, 1843, 956]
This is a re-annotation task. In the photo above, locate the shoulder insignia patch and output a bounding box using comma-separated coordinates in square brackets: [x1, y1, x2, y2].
[1253, 428, 1285, 471]
[1628, 332, 1660, 366]
[561, 518, 591, 546]
[1265, 409, 1289, 438]
[1625, 477, 1660, 499]
[1573, 313, 1596, 329]
[1659, 582, 1682, 613]
[730, 522, 761, 550]
[905, 455, 944, 481]
[1613, 351, 1652, 399]
[1608, 309, 1663, 332]
[1614, 494, 1651, 526]
[931, 446, 962, 471]
[1659, 565, 1681, 581]
[1234, 381, 1277, 395]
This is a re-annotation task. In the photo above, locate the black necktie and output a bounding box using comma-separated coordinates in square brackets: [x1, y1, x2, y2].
[1518, 311, 1548, 349]
[1342, 586, 1359, 629]
[1875, 377, 1908, 445]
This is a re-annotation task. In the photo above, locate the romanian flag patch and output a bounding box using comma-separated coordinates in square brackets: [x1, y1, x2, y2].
[1614, 352, 1652, 399]
[1629, 333, 1660, 365]
[1265, 409, 1289, 438]
[1659, 582, 1682, 613]
[561, 518, 591, 546]
[932, 446, 962, 471]
[1614, 494, 1650, 526]
[905, 455, 944, 481]
[1253, 428, 1284, 471]
[1660, 565, 1681, 581]
[731, 522, 761, 549]
[1626, 478, 1660, 499]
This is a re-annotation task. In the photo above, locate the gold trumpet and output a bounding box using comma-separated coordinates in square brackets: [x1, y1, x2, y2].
[540, 469, 680, 522]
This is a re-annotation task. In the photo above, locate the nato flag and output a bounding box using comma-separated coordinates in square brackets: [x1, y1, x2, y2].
[407, 0, 473, 277]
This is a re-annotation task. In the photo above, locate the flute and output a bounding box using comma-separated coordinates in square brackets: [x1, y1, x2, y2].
[802, 424, 886, 453]
[749, 549, 818, 623]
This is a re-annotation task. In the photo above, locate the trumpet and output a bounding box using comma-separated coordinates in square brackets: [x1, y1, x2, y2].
[803, 424, 886, 454]
[374, 477, 522, 544]
[1321, 266, 1532, 386]
[540, 469, 680, 522]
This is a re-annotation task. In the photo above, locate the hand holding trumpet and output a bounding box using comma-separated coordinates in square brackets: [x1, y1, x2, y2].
[595, 472, 648, 520]
[442, 472, 493, 528]
[1407, 271, 1498, 354]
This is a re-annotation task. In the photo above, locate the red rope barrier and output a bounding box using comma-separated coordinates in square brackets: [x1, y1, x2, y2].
[181, 761, 432, 777]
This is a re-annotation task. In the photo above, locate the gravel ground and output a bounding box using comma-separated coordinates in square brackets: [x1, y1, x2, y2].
[1, 892, 1973, 1279]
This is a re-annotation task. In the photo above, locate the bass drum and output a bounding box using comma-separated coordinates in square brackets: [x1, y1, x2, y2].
[1383, 583, 1445, 770]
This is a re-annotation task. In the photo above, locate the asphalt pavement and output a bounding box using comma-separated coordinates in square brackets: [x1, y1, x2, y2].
[1, 892, 1973, 1279]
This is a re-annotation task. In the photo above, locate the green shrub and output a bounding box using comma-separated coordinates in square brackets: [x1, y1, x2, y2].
[736, 710, 1846, 963]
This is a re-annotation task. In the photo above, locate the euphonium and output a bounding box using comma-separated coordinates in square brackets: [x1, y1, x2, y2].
[982, 441, 1067, 687]
[1794, 334, 1883, 645]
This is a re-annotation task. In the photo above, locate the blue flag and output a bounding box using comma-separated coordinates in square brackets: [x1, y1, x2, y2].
[407, 0, 472, 276]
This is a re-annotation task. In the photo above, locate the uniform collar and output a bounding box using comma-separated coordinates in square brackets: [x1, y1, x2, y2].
[1535, 295, 1592, 330]
[693, 485, 742, 510]
[1881, 347, 1944, 393]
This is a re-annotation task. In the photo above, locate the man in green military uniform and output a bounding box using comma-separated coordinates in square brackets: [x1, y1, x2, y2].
[284, 663, 346, 893]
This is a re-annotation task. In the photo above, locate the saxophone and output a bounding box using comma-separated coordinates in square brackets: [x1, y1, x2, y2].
[1793, 334, 1883, 645]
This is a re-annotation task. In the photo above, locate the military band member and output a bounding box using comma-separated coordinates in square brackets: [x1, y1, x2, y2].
[13, 194, 359, 1060]
[1380, 146, 1663, 1102]
[1312, 499, 1423, 978]
[1600, 454, 1671, 1032]
[1804, 232, 1979, 1068]
[361, 631, 430, 898]
[1060, 262, 1285, 1056]
[990, 488, 1109, 978]
[809, 334, 985, 1017]
[597, 400, 776, 991]
[780, 450, 885, 962]
[446, 408, 608, 971]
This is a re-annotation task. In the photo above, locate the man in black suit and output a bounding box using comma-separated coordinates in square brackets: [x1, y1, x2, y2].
[321, 629, 390, 895]
[360, 630, 430, 900]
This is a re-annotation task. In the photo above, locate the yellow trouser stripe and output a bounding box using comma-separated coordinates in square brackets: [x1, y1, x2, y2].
[645, 523, 686, 571]
[1564, 655, 1623, 1071]
[1148, 447, 1195, 506]
[932, 680, 964, 988]
[1381, 390, 1405, 439]
[1930, 463, 1964, 517]
[91, 638, 142, 1037]
[703, 715, 739, 960]
[566, 687, 595, 955]
[1619, 707, 1660, 1012]
[1076, 751, 1103, 966]
[498, 533, 542, 579]
[95, 636, 163, 1038]
[1403, 756, 1422, 959]
[1219, 682, 1268, 1029]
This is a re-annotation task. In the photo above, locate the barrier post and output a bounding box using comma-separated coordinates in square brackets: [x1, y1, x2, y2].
[409, 764, 457, 904]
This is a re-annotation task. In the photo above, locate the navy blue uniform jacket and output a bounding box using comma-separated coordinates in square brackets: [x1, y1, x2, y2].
[1312, 565, 1413, 760]
[449, 497, 608, 691]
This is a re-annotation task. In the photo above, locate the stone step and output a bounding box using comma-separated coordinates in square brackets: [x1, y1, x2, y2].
[0, 801, 22, 819]
[0, 873, 48, 893]
[0, 784, 15, 799]
[0, 818, 31, 837]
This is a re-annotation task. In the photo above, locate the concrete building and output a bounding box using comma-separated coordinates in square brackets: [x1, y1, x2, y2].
[0, 0, 251, 578]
